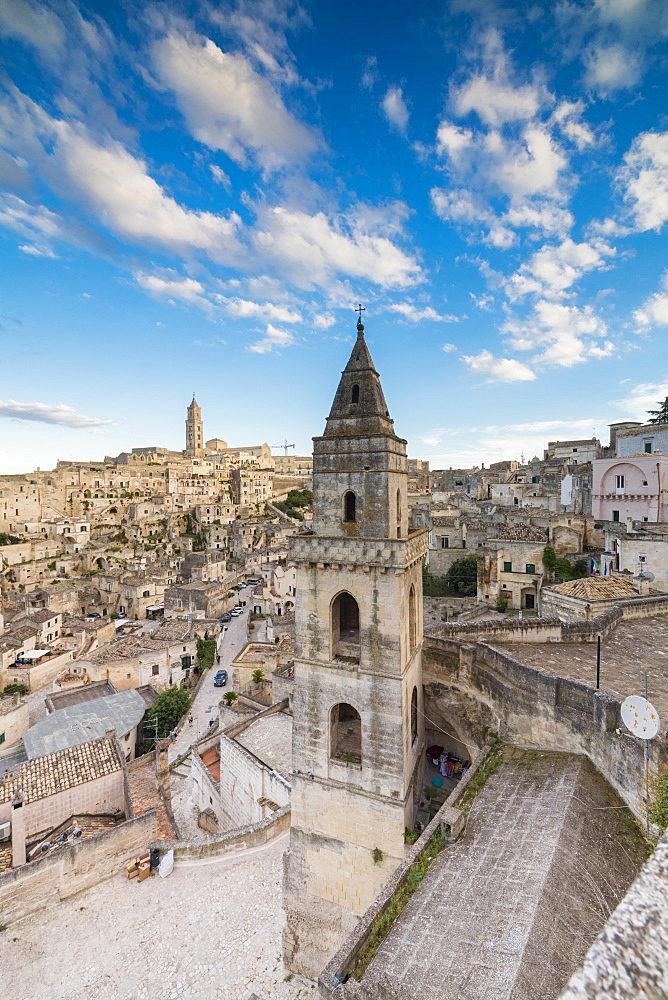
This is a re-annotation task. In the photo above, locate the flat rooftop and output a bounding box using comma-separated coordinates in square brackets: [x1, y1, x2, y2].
[499, 614, 668, 726]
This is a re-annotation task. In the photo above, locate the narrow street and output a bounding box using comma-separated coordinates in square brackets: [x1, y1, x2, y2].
[168, 591, 253, 761]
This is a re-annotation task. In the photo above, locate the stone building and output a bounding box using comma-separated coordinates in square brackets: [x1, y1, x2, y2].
[185, 396, 204, 458]
[592, 454, 668, 523]
[477, 524, 548, 610]
[283, 317, 428, 977]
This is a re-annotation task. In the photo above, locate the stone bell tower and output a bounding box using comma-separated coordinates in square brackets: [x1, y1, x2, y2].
[185, 395, 204, 458]
[283, 315, 428, 978]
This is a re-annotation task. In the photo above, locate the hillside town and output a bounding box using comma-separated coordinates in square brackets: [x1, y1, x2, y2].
[1, 324, 668, 1000]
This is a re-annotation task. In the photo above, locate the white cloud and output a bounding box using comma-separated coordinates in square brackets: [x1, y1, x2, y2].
[312, 312, 335, 329]
[451, 30, 549, 128]
[382, 85, 409, 134]
[19, 243, 55, 257]
[612, 378, 668, 421]
[485, 126, 567, 201]
[361, 56, 378, 90]
[247, 323, 295, 353]
[584, 43, 642, 95]
[0, 399, 114, 430]
[634, 271, 668, 328]
[50, 121, 246, 264]
[0, 194, 63, 256]
[436, 121, 473, 164]
[388, 302, 458, 323]
[210, 164, 231, 191]
[505, 238, 615, 300]
[503, 299, 612, 368]
[135, 273, 208, 304]
[252, 204, 422, 291]
[550, 101, 596, 151]
[462, 349, 536, 382]
[430, 187, 492, 226]
[218, 296, 301, 323]
[618, 130, 668, 232]
[152, 32, 321, 172]
[0, 0, 65, 57]
[442, 342, 457, 353]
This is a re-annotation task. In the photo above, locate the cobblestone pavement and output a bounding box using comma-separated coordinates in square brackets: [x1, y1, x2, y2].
[361, 751, 646, 1000]
[0, 835, 316, 1000]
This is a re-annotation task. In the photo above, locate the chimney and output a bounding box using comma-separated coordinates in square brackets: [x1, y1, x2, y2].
[11, 795, 26, 868]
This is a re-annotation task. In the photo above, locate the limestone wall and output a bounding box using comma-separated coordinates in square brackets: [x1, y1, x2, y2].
[559, 831, 668, 999]
[0, 696, 29, 751]
[218, 732, 290, 831]
[0, 809, 156, 925]
[153, 803, 290, 861]
[423, 636, 662, 823]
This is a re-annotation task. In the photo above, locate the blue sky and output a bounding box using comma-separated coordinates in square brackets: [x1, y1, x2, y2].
[1, 0, 667, 475]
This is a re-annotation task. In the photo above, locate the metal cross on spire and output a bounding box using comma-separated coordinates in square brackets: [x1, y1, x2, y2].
[355, 303, 365, 321]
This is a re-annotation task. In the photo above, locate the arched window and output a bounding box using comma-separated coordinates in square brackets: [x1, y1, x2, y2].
[330, 703, 362, 764]
[331, 591, 360, 661]
[411, 686, 418, 744]
[343, 490, 356, 523]
[351, 384, 360, 403]
[408, 585, 417, 651]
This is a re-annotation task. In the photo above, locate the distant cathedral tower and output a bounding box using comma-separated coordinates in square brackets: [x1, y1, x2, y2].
[283, 315, 428, 977]
[185, 396, 204, 458]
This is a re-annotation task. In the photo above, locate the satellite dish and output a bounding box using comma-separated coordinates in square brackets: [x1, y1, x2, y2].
[621, 695, 660, 740]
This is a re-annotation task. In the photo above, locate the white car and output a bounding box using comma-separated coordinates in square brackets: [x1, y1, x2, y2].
[230, 608, 244, 616]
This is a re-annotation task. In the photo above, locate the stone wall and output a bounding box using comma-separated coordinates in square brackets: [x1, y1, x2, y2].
[153, 803, 290, 861]
[0, 695, 29, 751]
[428, 593, 668, 644]
[559, 830, 668, 999]
[423, 636, 662, 823]
[318, 744, 486, 998]
[0, 809, 156, 925]
[190, 743, 225, 831]
[217, 730, 291, 831]
[5, 649, 74, 692]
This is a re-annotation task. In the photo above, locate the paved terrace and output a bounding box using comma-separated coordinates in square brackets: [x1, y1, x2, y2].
[0, 835, 311, 1000]
[360, 751, 647, 1000]
[499, 615, 668, 727]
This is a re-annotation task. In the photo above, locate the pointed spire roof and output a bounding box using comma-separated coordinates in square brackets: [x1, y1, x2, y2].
[323, 318, 395, 438]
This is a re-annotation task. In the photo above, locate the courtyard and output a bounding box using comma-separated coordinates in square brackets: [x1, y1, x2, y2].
[0, 835, 313, 1000]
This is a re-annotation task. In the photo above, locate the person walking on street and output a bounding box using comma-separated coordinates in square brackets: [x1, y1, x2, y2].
[188, 713, 193, 726]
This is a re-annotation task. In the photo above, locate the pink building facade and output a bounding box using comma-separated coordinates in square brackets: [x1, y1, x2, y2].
[592, 455, 668, 523]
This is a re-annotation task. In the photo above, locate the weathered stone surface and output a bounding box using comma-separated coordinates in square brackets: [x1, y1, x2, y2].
[559, 833, 668, 1000]
[358, 752, 646, 1000]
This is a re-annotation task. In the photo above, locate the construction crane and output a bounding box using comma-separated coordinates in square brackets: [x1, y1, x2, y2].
[273, 439, 295, 455]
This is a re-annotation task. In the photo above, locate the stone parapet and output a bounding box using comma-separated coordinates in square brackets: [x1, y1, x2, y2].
[289, 529, 428, 571]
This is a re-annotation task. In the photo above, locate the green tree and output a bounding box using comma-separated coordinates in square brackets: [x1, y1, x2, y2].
[422, 563, 450, 597]
[223, 691, 238, 707]
[647, 397, 668, 425]
[444, 555, 478, 596]
[542, 545, 557, 582]
[146, 687, 191, 739]
[196, 637, 217, 673]
[252, 668, 265, 684]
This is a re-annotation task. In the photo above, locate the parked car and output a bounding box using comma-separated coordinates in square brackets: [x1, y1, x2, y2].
[86, 612, 101, 619]
[220, 613, 232, 623]
[213, 670, 228, 687]
[230, 608, 244, 616]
